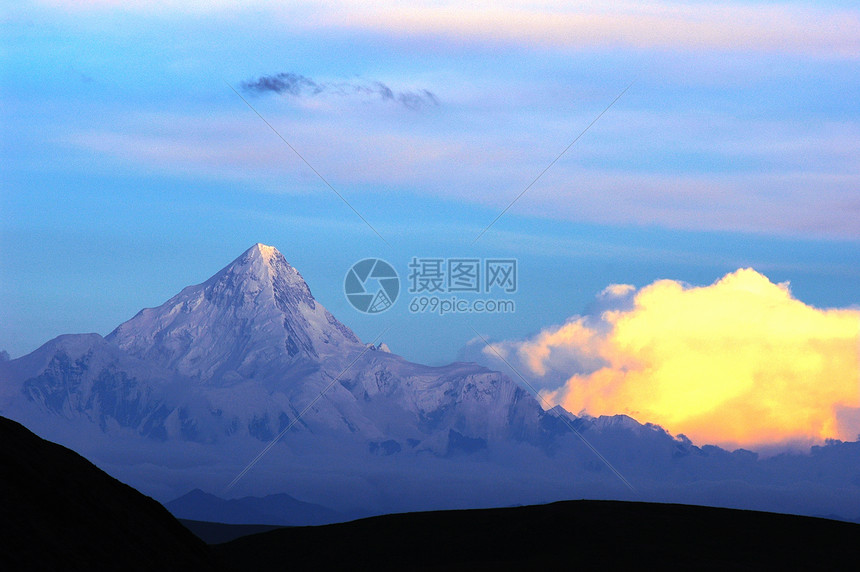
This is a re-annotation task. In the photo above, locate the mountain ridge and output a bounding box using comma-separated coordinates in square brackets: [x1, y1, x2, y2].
[166, 488, 345, 526]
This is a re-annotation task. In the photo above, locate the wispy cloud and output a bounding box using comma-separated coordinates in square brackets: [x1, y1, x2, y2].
[242, 73, 439, 110]
[58, 105, 860, 239]
[324, 1, 860, 58]
[37, 1, 860, 58]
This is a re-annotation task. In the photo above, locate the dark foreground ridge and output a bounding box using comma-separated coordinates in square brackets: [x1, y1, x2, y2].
[216, 499, 860, 571]
[0, 416, 222, 571]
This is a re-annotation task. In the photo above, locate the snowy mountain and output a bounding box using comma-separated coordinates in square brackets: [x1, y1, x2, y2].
[0, 245, 558, 471]
[107, 244, 362, 382]
[2, 243, 859, 522]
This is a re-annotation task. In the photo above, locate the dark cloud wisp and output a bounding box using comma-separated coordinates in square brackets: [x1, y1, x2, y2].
[242, 73, 439, 110]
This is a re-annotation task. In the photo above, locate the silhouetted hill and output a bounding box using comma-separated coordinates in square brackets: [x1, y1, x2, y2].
[0, 416, 222, 571]
[216, 499, 860, 570]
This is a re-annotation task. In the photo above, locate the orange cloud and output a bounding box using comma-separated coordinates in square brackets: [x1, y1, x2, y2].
[527, 269, 860, 451]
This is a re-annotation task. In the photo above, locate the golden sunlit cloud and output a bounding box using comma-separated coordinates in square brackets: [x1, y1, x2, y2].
[493, 269, 860, 451]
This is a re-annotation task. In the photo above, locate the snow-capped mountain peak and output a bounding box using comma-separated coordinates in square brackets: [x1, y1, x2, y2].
[215, 242, 311, 299]
[252, 242, 278, 262]
[232, 243, 307, 291]
[105, 244, 361, 382]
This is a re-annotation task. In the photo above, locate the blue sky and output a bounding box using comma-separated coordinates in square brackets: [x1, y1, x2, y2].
[1, 1, 858, 365]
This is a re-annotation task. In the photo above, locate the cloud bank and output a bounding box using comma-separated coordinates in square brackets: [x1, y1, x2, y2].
[242, 73, 439, 110]
[478, 269, 860, 452]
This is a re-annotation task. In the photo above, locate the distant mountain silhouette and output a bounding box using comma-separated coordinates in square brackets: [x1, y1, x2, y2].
[0, 416, 221, 571]
[167, 488, 344, 526]
[216, 499, 860, 570]
[178, 519, 283, 544]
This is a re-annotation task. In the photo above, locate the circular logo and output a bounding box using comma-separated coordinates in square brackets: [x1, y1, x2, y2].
[344, 258, 400, 314]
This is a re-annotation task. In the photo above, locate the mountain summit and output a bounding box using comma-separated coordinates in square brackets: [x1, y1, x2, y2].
[107, 244, 361, 382]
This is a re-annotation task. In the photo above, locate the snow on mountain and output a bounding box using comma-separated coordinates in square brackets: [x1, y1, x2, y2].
[107, 243, 362, 383]
[1, 244, 553, 455]
[0, 333, 181, 438]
